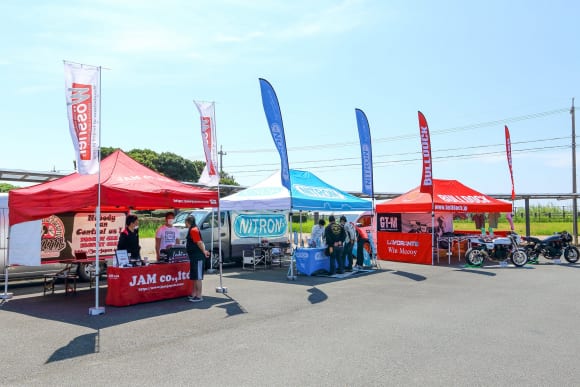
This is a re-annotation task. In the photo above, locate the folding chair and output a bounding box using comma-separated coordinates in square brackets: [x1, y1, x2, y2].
[242, 248, 266, 271]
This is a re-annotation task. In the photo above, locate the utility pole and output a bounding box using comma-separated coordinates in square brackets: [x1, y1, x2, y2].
[572, 98, 578, 244]
[218, 145, 227, 175]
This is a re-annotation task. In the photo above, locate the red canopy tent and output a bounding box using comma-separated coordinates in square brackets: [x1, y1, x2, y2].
[375, 179, 512, 265]
[9, 150, 218, 225]
[377, 179, 512, 214]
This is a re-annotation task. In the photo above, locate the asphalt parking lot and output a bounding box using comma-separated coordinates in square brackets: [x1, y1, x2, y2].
[1, 259, 579, 386]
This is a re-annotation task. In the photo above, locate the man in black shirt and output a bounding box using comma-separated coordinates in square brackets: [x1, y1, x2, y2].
[117, 214, 141, 260]
[324, 215, 346, 275]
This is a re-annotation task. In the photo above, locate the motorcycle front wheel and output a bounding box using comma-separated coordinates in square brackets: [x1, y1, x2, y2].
[465, 248, 484, 267]
[564, 246, 580, 263]
[511, 249, 528, 267]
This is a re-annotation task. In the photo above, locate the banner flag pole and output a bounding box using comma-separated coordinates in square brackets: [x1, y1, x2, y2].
[418, 111, 435, 265]
[193, 100, 226, 294]
[91, 66, 105, 316]
[258, 78, 295, 280]
[355, 108, 378, 267]
[64, 61, 104, 315]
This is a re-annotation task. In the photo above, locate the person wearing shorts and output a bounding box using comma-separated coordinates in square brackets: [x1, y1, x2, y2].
[185, 215, 209, 302]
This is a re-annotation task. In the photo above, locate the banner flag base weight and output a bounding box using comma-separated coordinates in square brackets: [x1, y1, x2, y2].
[0, 293, 13, 300]
[89, 306, 106, 316]
[215, 286, 228, 294]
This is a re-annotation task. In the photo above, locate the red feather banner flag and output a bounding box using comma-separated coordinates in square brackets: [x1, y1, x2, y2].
[418, 111, 433, 196]
[505, 125, 516, 200]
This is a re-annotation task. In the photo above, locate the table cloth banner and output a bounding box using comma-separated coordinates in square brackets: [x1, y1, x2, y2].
[106, 262, 192, 306]
[294, 247, 349, 276]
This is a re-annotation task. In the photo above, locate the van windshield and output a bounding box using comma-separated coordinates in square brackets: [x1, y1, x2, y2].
[174, 210, 210, 228]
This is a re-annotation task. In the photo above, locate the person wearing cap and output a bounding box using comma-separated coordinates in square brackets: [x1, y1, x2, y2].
[324, 215, 346, 275]
[340, 215, 356, 271]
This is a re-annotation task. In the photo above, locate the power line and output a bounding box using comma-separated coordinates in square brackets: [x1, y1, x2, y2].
[227, 136, 570, 171]
[228, 143, 569, 176]
[226, 107, 570, 155]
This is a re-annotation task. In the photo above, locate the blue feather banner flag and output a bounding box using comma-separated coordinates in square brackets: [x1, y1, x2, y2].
[259, 78, 291, 190]
[355, 108, 374, 197]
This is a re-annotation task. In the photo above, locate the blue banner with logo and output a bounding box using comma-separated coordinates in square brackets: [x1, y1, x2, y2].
[259, 78, 291, 191]
[355, 108, 374, 197]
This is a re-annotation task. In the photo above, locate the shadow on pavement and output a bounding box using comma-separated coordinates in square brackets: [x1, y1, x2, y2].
[1, 287, 233, 330]
[307, 287, 327, 304]
[453, 268, 497, 276]
[390, 271, 427, 282]
[46, 331, 99, 363]
[222, 266, 383, 286]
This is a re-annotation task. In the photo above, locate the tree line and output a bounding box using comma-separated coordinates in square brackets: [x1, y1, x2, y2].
[0, 147, 239, 192]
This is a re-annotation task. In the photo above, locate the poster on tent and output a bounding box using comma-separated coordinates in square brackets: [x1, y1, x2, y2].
[400, 213, 453, 235]
[40, 212, 126, 262]
[376, 212, 453, 265]
[378, 213, 452, 235]
[377, 231, 432, 265]
[229, 211, 290, 255]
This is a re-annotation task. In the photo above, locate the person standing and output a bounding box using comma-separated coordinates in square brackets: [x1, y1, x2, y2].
[472, 213, 486, 235]
[185, 215, 209, 302]
[155, 211, 180, 261]
[324, 215, 346, 275]
[310, 218, 326, 247]
[117, 214, 141, 260]
[340, 216, 356, 271]
[488, 212, 500, 237]
[354, 224, 369, 270]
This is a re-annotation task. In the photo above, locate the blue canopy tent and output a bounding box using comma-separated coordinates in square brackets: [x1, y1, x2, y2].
[221, 169, 372, 277]
[220, 169, 372, 212]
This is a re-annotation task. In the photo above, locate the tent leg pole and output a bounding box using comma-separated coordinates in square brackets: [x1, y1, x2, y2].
[1, 267, 13, 300]
[2, 233, 14, 301]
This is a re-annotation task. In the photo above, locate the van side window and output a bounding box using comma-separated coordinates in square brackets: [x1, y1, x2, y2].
[206, 212, 226, 228]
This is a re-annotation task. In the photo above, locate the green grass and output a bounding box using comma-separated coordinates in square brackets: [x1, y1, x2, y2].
[454, 220, 575, 236]
[137, 217, 164, 238]
[138, 216, 576, 238]
[293, 220, 576, 236]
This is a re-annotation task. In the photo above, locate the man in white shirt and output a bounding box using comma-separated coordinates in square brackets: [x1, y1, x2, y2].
[155, 211, 181, 261]
[310, 218, 326, 247]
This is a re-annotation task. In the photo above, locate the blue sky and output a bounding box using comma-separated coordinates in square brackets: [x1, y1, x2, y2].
[1, 0, 579, 204]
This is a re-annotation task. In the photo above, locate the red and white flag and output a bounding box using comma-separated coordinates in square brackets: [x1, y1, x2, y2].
[418, 111, 433, 196]
[505, 125, 516, 200]
[64, 62, 100, 175]
[194, 101, 219, 186]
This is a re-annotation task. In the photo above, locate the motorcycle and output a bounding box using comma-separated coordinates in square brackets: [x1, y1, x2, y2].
[520, 231, 579, 264]
[465, 232, 528, 267]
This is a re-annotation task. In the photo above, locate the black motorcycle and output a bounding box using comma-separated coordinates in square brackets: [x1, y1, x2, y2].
[521, 231, 579, 264]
